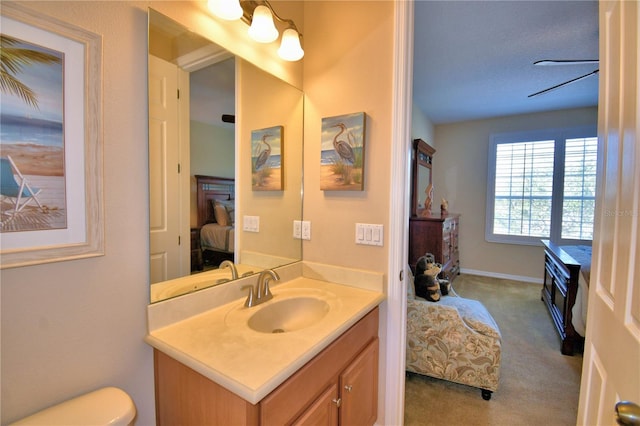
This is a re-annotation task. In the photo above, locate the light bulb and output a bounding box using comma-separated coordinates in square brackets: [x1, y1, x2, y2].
[248, 5, 278, 43]
[278, 28, 304, 61]
[207, 0, 243, 21]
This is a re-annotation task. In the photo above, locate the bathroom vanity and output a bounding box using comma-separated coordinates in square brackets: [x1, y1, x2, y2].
[146, 263, 384, 425]
[153, 307, 378, 425]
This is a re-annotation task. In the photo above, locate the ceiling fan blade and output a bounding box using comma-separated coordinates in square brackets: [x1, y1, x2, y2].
[528, 69, 599, 98]
[534, 59, 599, 66]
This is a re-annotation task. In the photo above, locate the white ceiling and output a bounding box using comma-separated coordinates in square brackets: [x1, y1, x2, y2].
[412, 0, 599, 124]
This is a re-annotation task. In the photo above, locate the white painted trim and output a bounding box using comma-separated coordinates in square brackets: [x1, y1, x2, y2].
[381, 1, 413, 425]
[460, 268, 542, 284]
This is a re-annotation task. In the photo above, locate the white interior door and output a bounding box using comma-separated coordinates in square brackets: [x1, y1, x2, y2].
[577, 1, 640, 423]
[148, 54, 182, 283]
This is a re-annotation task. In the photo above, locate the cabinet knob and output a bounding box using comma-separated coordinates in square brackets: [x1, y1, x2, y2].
[344, 385, 353, 392]
[332, 398, 342, 407]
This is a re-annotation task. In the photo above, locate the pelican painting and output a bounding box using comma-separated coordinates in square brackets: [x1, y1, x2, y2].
[251, 125, 283, 191]
[320, 112, 366, 190]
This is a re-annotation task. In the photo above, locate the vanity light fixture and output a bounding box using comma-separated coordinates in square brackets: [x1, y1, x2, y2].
[207, 0, 304, 61]
[247, 4, 278, 43]
[207, 0, 243, 21]
[278, 27, 304, 61]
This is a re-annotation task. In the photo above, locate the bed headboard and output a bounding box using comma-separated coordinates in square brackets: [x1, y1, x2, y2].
[196, 175, 235, 227]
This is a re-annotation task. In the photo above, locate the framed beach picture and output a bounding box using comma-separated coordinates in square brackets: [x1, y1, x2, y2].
[0, 2, 103, 269]
[251, 125, 283, 191]
[320, 112, 366, 191]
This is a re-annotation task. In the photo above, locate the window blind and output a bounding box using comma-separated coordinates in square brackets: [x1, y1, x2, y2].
[494, 140, 555, 237]
[562, 137, 598, 240]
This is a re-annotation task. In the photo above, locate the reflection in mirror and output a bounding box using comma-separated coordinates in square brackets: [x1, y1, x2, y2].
[148, 9, 303, 303]
[411, 138, 435, 217]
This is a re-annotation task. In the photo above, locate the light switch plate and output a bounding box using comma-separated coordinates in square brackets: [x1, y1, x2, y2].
[243, 215, 260, 232]
[355, 223, 383, 246]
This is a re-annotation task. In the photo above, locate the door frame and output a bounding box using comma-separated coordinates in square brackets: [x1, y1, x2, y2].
[383, 1, 413, 424]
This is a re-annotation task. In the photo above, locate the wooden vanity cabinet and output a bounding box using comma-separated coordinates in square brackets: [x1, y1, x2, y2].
[153, 307, 379, 426]
[154, 350, 259, 425]
[260, 307, 378, 425]
[337, 338, 379, 425]
[409, 214, 461, 283]
[287, 338, 378, 426]
[291, 383, 339, 425]
[283, 339, 378, 426]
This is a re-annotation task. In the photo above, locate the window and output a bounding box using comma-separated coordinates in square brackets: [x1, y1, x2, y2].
[486, 127, 598, 245]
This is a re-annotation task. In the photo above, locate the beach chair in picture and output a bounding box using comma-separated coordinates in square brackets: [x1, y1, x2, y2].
[0, 155, 46, 224]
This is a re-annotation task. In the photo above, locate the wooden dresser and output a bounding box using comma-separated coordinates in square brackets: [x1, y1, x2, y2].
[409, 214, 461, 283]
[541, 239, 585, 355]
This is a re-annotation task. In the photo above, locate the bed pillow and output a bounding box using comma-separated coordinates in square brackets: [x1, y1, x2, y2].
[213, 199, 234, 226]
[213, 200, 230, 226]
[222, 200, 235, 226]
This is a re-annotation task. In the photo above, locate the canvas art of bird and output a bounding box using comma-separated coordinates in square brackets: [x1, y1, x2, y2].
[254, 134, 272, 171]
[331, 123, 356, 164]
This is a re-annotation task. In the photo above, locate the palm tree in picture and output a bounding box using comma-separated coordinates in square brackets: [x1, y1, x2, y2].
[0, 35, 61, 109]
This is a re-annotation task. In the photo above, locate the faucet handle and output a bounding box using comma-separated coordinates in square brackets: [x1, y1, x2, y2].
[261, 279, 274, 301]
[257, 270, 279, 301]
[241, 285, 255, 307]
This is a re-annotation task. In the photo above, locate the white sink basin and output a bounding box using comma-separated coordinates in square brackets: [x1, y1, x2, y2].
[248, 297, 330, 333]
[224, 287, 339, 334]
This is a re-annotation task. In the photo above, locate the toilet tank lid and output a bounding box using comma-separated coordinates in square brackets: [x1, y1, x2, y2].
[11, 387, 136, 426]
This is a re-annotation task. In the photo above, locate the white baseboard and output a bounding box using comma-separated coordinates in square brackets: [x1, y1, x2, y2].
[460, 268, 542, 284]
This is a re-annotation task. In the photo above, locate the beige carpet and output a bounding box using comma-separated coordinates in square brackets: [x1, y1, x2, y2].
[404, 274, 584, 426]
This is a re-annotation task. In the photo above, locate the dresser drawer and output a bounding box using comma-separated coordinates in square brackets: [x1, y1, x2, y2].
[408, 214, 461, 284]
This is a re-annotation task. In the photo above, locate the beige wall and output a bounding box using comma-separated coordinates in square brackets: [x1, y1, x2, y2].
[432, 106, 598, 281]
[190, 121, 234, 227]
[237, 59, 304, 265]
[1, 2, 153, 423]
[190, 121, 235, 179]
[0, 1, 303, 423]
[412, 101, 435, 146]
[302, 2, 396, 418]
[302, 1, 394, 273]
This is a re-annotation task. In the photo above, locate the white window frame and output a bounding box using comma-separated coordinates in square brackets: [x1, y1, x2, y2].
[485, 125, 597, 246]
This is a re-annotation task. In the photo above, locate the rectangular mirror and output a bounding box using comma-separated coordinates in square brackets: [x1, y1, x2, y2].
[411, 138, 435, 217]
[148, 9, 303, 303]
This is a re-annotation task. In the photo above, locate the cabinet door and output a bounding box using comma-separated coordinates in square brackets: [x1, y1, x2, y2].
[292, 383, 339, 426]
[339, 338, 379, 426]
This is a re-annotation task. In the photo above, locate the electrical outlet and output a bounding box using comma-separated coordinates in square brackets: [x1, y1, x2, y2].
[301, 220, 311, 240]
[293, 220, 302, 239]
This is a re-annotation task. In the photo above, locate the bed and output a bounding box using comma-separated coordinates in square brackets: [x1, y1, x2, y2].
[541, 240, 591, 355]
[196, 175, 235, 267]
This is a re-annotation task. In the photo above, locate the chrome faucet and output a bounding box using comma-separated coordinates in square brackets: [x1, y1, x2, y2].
[219, 260, 238, 279]
[241, 269, 280, 307]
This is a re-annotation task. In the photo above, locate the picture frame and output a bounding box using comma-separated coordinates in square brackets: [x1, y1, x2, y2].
[320, 112, 366, 191]
[251, 125, 284, 191]
[0, 2, 104, 269]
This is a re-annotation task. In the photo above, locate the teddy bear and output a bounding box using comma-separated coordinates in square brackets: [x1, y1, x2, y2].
[414, 254, 441, 302]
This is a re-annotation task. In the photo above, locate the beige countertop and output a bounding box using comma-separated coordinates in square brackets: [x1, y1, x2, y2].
[145, 275, 384, 404]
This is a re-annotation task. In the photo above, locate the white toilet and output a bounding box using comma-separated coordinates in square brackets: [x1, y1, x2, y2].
[10, 387, 136, 426]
